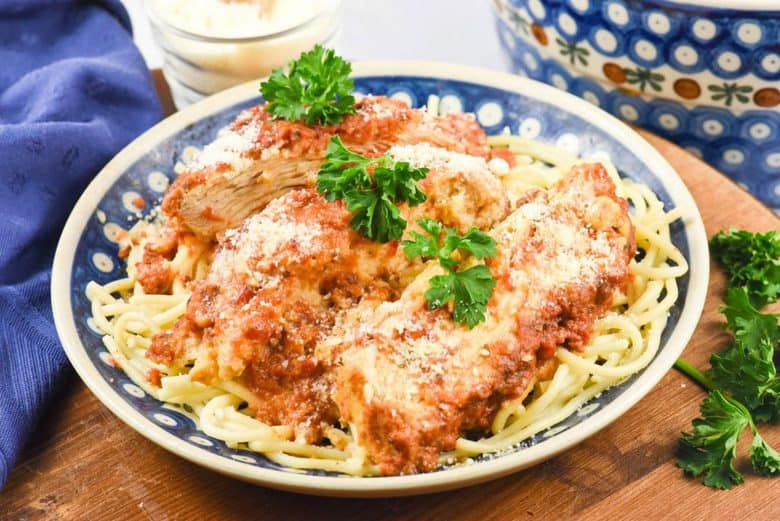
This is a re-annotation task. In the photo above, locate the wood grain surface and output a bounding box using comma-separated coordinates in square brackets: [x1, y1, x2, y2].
[2, 78, 779, 521]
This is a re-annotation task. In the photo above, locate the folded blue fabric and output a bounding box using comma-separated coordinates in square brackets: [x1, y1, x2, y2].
[0, 0, 161, 487]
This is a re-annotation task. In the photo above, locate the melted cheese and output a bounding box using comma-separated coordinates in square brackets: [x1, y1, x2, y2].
[329, 163, 633, 474]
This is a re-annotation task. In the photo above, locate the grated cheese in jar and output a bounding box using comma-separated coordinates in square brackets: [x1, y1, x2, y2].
[147, 0, 341, 107]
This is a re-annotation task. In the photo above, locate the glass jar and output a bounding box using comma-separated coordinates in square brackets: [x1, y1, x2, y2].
[145, 0, 342, 108]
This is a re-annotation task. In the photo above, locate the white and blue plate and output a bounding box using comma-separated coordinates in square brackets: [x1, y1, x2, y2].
[52, 62, 709, 496]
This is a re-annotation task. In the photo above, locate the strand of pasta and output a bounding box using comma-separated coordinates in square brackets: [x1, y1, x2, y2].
[87, 227, 367, 473]
[442, 135, 684, 460]
[86, 134, 687, 476]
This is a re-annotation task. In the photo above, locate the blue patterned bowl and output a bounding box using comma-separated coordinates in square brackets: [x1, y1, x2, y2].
[52, 62, 708, 496]
[492, 0, 780, 213]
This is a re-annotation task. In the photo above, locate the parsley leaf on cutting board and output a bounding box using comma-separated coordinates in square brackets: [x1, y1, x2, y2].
[675, 230, 780, 489]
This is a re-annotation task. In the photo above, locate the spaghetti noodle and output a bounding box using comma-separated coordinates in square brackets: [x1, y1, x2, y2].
[87, 99, 687, 476]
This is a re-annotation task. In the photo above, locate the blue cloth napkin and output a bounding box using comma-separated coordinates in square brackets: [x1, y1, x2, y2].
[0, 0, 162, 487]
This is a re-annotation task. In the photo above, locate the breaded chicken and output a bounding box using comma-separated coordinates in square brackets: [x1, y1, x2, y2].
[325, 163, 635, 474]
[162, 96, 513, 238]
[146, 145, 510, 441]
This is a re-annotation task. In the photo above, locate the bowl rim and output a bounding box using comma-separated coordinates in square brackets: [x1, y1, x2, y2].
[647, 0, 780, 11]
[51, 60, 710, 497]
[498, 0, 780, 12]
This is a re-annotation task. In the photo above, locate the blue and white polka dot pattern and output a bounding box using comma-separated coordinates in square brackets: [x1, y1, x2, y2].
[555, 10, 579, 38]
[527, 0, 548, 22]
[649, 101, 688, 135]
[123, 383, 145, 398]
[231, 454, 257, 464]
[572, 78, 604, 107]
[721, 147, 746, 166]
[756, 50, 780, 80]
[733, 20, 766, 48]
[98, 350, 113, 365]
[147, 171, 169, 192]
[153, 413, 178, 427]
[389, 88, 415, 107]
[476, 101, 505, 128]
[627, 35, 663, 68]
[518, 116, 542, 138]
[189, 435, 214, 447]
[690, 18, 719, 43]
[69, 75, 692, 477]
[701, 116, 730, 139]
[603, 0, 634, 31]
[566, 0, 592, 16]
[589, 26, 623, 56]
[121, 191, 143, 213]
[102, 222, 123, 243]
[668, 41, 704, 73]
[494, 1, 780, 208]
[91, 252, 114, 273]
[766, 151, 780, 169]
[555, 132, 580, 154]
[523, 51, 539, 72]
[711, 46, 746, 78]
[742, 119, 775, 142]
[499, 0, 780, 81]
[615, 97, 645, 123]
[439, 93, 464, 114]
[642, 10, 674, 39]
[499, 23, 517, 52]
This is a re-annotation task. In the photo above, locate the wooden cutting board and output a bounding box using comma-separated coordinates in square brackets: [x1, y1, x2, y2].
[2, 78, 779, 521]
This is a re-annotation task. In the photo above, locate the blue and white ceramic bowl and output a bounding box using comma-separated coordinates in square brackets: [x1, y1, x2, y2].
[492, 0, 780, 212]
[52, 62, 708, 496]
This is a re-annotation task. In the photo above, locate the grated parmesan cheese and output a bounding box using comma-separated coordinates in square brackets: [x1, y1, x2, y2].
[189, 118, 262, 173]
[367, 101, 395, 119]
[388, 143, 489, 177]
[505, 197, 615, 290]
[209, 192, 323, 288]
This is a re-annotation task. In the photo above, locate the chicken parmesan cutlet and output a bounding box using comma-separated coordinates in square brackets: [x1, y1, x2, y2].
[146, 144, 510, 442]
[86, 47, 689, 480]
[323, 163, 635, 474]
[162, 95, 514, 239]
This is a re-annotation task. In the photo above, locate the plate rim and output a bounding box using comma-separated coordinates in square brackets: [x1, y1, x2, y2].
[51, 60, 709, 497]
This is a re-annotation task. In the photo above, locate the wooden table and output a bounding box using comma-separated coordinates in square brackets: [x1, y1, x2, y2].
[3, 75, 779, 521]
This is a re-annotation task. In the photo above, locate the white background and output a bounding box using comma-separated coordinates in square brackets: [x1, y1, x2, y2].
[122, 0, 506, 71]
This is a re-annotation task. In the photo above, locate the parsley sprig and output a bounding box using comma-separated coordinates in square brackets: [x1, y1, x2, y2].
[678, 390, 780, 488]
[675, 229, 780, 489]
[316, 136, 428, 242]
[402, 218, 497, 328]
[710, 229, 780, 307]
[709, 288, 780, 423]
[260, 45, 356, 125]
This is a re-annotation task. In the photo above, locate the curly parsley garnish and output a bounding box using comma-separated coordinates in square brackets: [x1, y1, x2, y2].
[316, 136, 428, 242]
[260, 45, 356, 125]
[675, 229, 780, 489]
[710, 229, 780, 307]
[709, 288, 780, 423]
[402, 218, 497, 328]
[678, 390, 780, 489]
